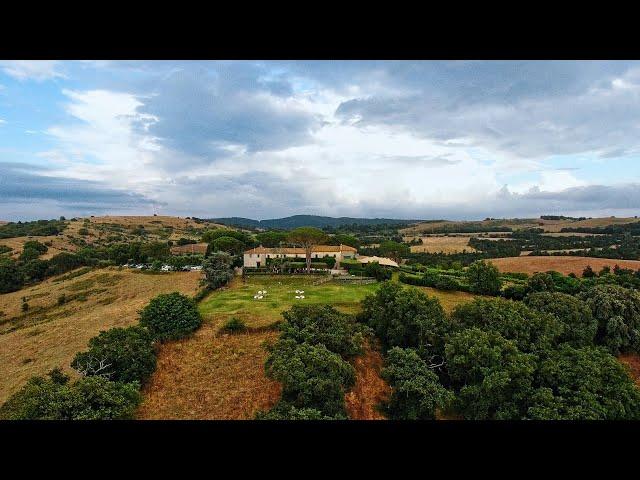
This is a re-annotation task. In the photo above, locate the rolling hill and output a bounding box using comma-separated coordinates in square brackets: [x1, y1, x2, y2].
[211, 215, 421, 230]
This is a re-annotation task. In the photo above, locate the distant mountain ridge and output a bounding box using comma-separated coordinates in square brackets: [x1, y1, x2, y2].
[210, 215, 421, 229]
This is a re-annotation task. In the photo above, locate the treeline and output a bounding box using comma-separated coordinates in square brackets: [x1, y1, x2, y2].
[357, 281, 640, 419]
[418, 224, 512, 234]
[561, 220, 640, 235]
[541, 215, 587, 221]
[406, 240, 521, 269]
[0, 219, 67, 239]
[0, 240, 191, 294]
[399, 259, 640, 300]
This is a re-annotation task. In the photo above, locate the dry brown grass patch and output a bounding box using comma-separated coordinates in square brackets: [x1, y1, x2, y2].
[345, 343, 390, 420]
[137, 322, 281, 420]
[0, 267, 202, 403]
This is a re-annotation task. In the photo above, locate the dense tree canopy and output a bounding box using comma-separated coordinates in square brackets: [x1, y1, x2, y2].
[209, 236, 245, 256]
[0, 369, 140, 420]
[280, 305, 366, 358]
[378, 241, 410, 263]
[525, 292, 597, 347]
[530, 345, 640, 420]
[578, 284, 640, 354]
[452, 298, 562, 353]
[255, 231, 289, 247]
[359, 282, 451, 356]
[445, 328, 536, 420]
[265, 339, 355, 417]
[382, 347, 454, 419]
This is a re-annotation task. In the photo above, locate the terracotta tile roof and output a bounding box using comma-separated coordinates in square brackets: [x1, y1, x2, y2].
[244, 244, 357, 255]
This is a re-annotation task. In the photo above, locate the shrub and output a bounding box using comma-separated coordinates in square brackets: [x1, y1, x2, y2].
[265, 339, 355, 416]
[382, 347, 454, 420]
[255, 401, 343, 420]
[0, 369, 141, 420]
[525, 292, 597, 347]
[21, 259, 49, 283]
[526, 272, 555, 292]
[578, 284, 640, 354]
[451, 297, 562, 353]
[466, 260, 502, 295]
[358, 281, 450, 356]
[72, 326, 157, 384]
[364, 261, 392, 281]
[139, 292, 202, 341]
[433, 275, 460, 291]
[280, 304, 366, 358]
[78, 228, 89, 236]
[0, 258, 24, 293]
[501, 284, 528, 301]
[221, 317, 247, 333]
[47, 253, 86, 276]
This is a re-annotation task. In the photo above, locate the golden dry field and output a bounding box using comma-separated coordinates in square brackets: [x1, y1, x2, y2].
[407, 236, 477, 253]
[0, 267, 202, 403]
[401, 216, 640, 235]
[488, 256, 640, 277]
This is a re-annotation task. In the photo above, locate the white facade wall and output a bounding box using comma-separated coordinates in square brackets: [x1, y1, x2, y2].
[243, 249, 355, 268]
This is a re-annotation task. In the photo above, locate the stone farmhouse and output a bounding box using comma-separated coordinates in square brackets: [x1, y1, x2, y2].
[243, 244, 357, 268]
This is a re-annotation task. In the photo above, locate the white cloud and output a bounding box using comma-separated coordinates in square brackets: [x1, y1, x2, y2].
[0, 60, 65, 81]
[43, 89, 165, 196]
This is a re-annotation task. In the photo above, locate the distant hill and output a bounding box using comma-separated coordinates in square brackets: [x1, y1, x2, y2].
[211, 215, 421, 230]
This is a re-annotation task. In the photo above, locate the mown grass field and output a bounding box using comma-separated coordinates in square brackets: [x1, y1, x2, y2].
[0, 267, 202, 403]
[199, 275, 380, 327]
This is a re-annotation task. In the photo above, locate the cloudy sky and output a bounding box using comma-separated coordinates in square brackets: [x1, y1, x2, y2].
[0, 60, 639, 221]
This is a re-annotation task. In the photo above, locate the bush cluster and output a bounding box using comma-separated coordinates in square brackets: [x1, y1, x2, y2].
[259, 304, 366, 419]
[139, 292, 202, 341]
[358, 281, 640, 420]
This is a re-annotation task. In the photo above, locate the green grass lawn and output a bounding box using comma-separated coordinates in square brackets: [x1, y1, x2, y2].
[199, 275, 380, 328]
[199, 274, 478, 329]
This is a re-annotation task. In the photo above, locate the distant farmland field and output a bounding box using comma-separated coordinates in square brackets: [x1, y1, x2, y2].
[407, 236, 477, 253]
[489, 256, 640, 277]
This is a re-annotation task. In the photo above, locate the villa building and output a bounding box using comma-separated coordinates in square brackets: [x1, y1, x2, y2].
[243, 244, 357, 268]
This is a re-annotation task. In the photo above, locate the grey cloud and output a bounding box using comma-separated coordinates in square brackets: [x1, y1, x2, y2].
[0, 162, 156, 219]
[334, 61, 640, 159]
[134, 64, 320, 163]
